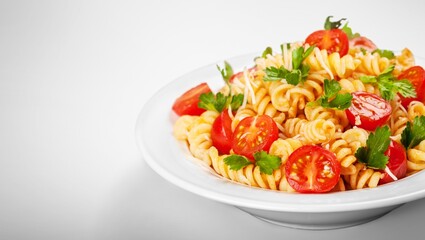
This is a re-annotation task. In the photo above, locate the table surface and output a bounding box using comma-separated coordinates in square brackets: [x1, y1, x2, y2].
[2, 1, 425, 239]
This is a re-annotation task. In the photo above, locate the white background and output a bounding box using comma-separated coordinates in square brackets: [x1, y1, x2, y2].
[1, 0, 425, 239]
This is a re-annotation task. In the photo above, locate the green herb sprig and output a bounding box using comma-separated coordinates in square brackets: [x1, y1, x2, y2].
[224, 151, 281, 175]
[263, 45, 314, 85]
[360, 65, 416, 101]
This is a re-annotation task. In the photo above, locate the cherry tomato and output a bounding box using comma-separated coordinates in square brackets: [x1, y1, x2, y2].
[211, 110, 233, 154]
[349, 36, 377, 52]
[285, 145, 341, 193]
[345, 92, 392, 131]
[232, 115, 278, 160]
[398, 66, 425, 108]
[172, 82, 212, 116]
[305, 29, 349, 56]
[379, 140, 407, 185]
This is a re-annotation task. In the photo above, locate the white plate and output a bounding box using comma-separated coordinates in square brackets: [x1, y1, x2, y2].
[135, 52, 425, 230]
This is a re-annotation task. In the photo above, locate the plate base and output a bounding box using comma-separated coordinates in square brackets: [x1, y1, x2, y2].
[238, 204, 403, 230]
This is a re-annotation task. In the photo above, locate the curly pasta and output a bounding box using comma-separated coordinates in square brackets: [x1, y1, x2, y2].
[355, 52, 392, 76]
[172, 30, 425, 193]
[304, 105, 349, 132]
[305, 47, 360, 79]
[394, 48, 415, 76]
[344, 163, 383, 190]
[300, 119, 336, 144]
[407, 140, 425, 174]
[338, 78, 379, 94]
[187, 111, 219, 164]
[407, 101, 425, 121]
[207, 146, 294, 191]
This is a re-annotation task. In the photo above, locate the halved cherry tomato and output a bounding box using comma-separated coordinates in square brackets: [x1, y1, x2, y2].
[211, 110, 233, 154]
[379, 140, 407, 185]
[349, 36, 377, 52]
[285, 145, 340, 193]
[305, 29, 349, 56]
[345, 92, 392, 131]
[398, 66, 425, 108]
[232, 115, 278, 160]
[172, 82, 212, 116]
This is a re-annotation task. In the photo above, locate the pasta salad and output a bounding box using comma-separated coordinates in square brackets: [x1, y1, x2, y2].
[171, 17, 425, 193]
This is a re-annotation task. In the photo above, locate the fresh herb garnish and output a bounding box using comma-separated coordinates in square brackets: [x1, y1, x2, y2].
[355, 126, 391, 170]
[401, 116, 425, 150]
[262, 46, 273, 58]
[254, 151, 281, 175]
[324, 16, 346, 30]
[223, 151, 281, 175]
[217, 61, 234, 88]
[372, 49, 395, 59]
[263, 45, 314, 85]
[308, 79, 352, 110]
[198, 92, 243, 113]
[223, 155, 251, 171]
[341, 22, 360, 40]
[360, 65, 417, 101]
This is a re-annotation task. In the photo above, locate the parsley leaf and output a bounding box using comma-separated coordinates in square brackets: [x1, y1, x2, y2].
[198, 92, 244, 113]
[262, 47, 273, 58]
[372, 49, 395, 59]
[263, 66, 289, 82]
[309, 79, 352, 110]
[324, 16, 346, 30]
[254, 151, 281, 175]
[401, 116, 425, 149]
[216, 61, 233, 84]
[263, 45, 313, 85]
[341, 22, 360, 40]
[360, 65, 417, 101]
[223, 151, 281, 175]
[355, 126, 391, 170]
[223, 155, 251, 171]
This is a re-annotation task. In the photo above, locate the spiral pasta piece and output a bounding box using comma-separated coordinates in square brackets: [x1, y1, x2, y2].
[407, 140, 425, 174]
[341, 127, 369, 152]
[305, 47, 360, 79]
[187, 111, 219, 164]
[304, 105, 349, 132]
[338, 78, 379, 94]
[207, 146, 293, 191]
[284, 117, 308, 138]
[301, 119, 336, 144]
[355, 52, 392, 76]
[327, 136, 357, 175]
[394, 48, 415, 76]
[173, 115, 198, 140]
[266, 81, 293, 112]
[390, 100, 409, 141]
[407, 101, 425, 121]
[268, 138, 303, 164]
[344, 163, 383, 190]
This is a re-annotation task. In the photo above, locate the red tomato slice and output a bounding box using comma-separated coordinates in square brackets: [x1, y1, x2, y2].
[285, 145, 340, 193]
[349, 36, 377, 52]
[211, 110, 233, 154]
[305, 29, 349, 56]
[379, 140, 407, 185]
[172, 82, 212, 116]
[398, 66, 425, 108]
[345, 92, 392, 131]
[232, 115, 278, 160]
